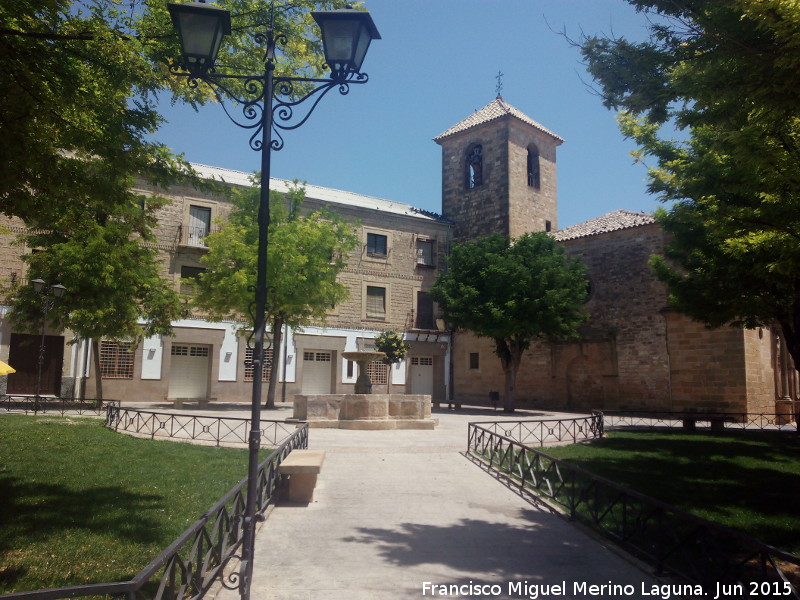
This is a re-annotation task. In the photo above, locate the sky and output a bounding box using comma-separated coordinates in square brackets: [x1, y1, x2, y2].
[155, 0, 663, 230]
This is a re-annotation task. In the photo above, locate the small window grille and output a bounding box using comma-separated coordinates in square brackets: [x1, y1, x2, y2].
[244, 347, 273, 382]
[411, 356, 433, 366]
[171, 345, 188, 356]
[367, 360, 388, 385]
[190, 346, 209, 357]
[100, 341, 134, 379]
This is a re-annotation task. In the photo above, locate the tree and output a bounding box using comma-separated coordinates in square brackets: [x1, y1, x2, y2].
[430, 232, 588, 412]
[9, 195, 185, 400]
[193, 181, 358, 409]
[374, 330, 410, 393]
[1, 0, 357, 227]
[579, 0, 800, 369]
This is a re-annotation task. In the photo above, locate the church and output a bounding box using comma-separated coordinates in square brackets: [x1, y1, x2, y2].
[0, 96, 795, 418]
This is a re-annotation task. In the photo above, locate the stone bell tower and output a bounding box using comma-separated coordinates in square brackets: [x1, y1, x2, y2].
[434, 96, 563, 243]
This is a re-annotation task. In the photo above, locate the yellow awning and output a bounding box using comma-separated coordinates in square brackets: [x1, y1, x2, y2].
[0, 360, 16, 375]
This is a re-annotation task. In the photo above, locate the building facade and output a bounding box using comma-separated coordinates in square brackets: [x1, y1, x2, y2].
[0, 95, 796, 416]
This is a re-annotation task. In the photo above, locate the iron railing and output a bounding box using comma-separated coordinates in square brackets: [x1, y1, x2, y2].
[468, 422, 800, 598]
[470, 411, 603, 447]
[0, 394, 114, 416]
[1, 422, 309, 600]
[105, 405, 298, 447]
[602, 411, 798, 432]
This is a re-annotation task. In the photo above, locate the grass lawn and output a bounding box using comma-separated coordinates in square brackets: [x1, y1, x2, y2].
[0, 415, 264, 593]
[543, 429, 800, 554]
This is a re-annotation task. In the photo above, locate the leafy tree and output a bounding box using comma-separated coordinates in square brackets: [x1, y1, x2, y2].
[1, 0, 358, 226]
[579, 0, 800, 368]
[194, 181, 358, 409]
[9, 195, 185, 400]
[430, 232, 588, 412]
[374, 330, 410, 393]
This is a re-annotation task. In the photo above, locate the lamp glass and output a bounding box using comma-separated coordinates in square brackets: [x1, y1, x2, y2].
[31, 279, 46, 293]
[51, 284, 67, 298]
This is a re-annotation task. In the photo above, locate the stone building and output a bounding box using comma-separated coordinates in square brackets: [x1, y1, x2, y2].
[0, 165, 451, 403]
[0, 95, 796, 416]
[440, 98, 796, 417]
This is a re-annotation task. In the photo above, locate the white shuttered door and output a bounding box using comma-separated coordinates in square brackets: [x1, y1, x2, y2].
[301, 351, 333, 394]
[410, 356, 434, 395]
[168, 344, 210, 398]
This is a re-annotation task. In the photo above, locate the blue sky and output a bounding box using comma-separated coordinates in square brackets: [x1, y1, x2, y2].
[156, 0, 661, 229]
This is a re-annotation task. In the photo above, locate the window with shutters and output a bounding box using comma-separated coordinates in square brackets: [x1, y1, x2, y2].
[366, 286, 386, 320]
[415, 291, 434, 329]
[187, 205, 212, 247]
[416, 238, 435, 267]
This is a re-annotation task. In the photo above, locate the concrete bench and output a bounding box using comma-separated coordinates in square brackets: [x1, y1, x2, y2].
[682, 415, 733, 431]
[170, 398, 213, 409]
[278, 450, 325, 502]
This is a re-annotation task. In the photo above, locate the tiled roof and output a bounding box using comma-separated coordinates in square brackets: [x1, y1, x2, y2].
[552, 210, 656, 241]
[434, 96, 564, 143]
[190, 163, 447, 222]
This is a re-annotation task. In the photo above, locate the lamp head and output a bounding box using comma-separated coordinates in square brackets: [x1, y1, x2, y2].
[168, 1, 232, 77]
[311, 8, 381, 74]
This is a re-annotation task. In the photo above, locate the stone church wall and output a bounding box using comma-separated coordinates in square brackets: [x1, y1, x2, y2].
[452, 222, 770, 413]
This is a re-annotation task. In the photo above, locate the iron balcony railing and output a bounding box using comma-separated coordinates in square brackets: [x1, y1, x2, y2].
[105, 405, 298, 447]
[467, 420, 800, 598]
[1, 415, 309, 600]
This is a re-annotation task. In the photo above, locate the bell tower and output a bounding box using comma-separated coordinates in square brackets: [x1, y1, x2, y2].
[434, 96, 563, 243]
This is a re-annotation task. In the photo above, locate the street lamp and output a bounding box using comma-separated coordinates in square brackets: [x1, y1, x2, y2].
[168, 3, 379, 599]
[30, 279, 66, 411]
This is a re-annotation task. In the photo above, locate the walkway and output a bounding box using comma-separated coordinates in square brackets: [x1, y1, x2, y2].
[211, 405, 657, 600]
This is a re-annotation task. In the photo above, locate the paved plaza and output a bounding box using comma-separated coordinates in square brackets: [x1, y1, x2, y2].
[182, 403, 660, 600]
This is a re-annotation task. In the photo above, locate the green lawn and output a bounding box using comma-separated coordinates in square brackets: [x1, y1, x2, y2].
[0, 415, 261, 593]
[543, 429, 800, 554]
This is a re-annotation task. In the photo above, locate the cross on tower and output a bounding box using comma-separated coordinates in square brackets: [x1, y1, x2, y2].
[495, 70, 504, 97]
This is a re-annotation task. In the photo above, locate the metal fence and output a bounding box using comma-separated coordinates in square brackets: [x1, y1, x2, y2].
[105, 405, 298, 447]
[0, 394, 114, 416]
[468, 422, 800, 598]
[1, 421, 309, 600]
[602, 411, 798, 432]
[470, 411, 603, 447]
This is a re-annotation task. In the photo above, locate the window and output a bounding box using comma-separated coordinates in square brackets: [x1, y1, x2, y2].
[100, 341, 134, 379]
[244, 347, 273, 382]
[545, 220, 552, 232]
[188, 205, 212, 246]
[466, 144, 483, 189]
[366, 233, 388, 258]
[366, 286, 386, 319]
[180, 266, 205, 296]
[416, 239, 435, 267]
[527, 145, 541, 189]
[346, 360, 354, 378]
[415, 291, 434, 329]
[367, 360, 388, 385]
[469, 352, 480, 370]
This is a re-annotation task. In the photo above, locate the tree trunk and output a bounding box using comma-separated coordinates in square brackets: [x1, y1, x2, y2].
[264, 316, 283, 410]
[92, 339, 103, 401]
[386, 360, 392, 393]
[495, 337, 523, 413]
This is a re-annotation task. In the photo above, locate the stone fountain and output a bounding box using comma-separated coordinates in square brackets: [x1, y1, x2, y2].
[291, 350, 436, 430]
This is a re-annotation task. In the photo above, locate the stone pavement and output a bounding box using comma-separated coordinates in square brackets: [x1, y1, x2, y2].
[208, 404, 658, 600]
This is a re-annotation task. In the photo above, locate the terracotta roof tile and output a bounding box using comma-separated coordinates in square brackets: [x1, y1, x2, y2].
[552, 210, 656, 241]
[434, 96, 564, 143]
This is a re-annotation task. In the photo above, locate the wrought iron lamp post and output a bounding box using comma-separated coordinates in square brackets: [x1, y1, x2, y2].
[31, 279, 66, 410]
[167, 3, 379, 599]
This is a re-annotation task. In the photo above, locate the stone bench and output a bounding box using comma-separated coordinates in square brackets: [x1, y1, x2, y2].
[170, 398, 214, 409]
[278, 450, 325, 502]
[682, 415, 733, 431]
